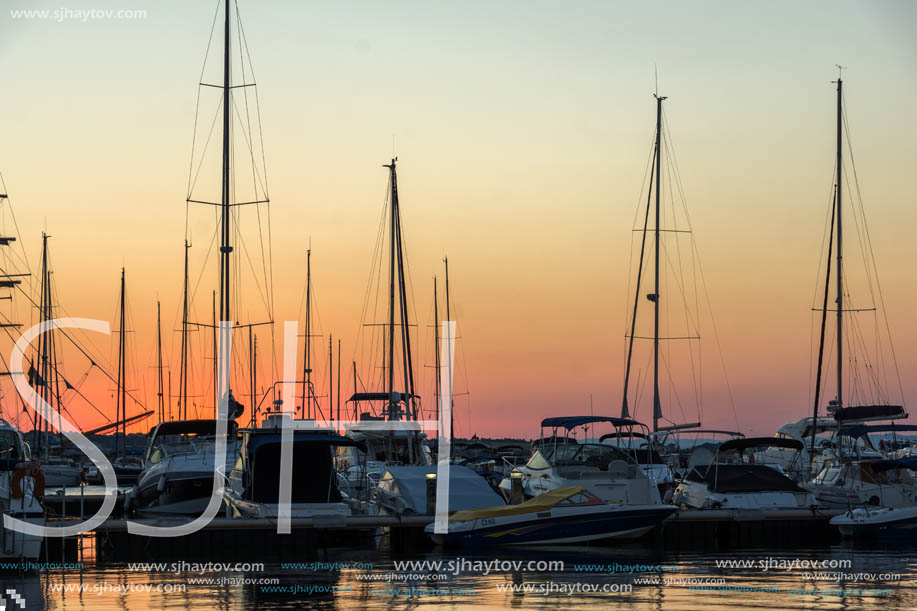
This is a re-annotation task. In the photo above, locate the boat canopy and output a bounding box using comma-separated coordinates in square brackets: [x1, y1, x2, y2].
[836, 424, 917, 439]
[718, 437, 803, 452]
[687, 464, 805, 493]
[833, 405, 907, 422]
[448, 486, 589, 522]
[247, 431, 362, 452]
[871, 456, 917, 473]
[149, 419, 237, 438]
[541, 416, 642, 430]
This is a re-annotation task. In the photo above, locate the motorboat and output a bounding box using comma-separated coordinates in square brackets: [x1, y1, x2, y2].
[125, 419, 240, 517]
[0, 420, 44, 561]
[426, 486, 677, 546]
[224, 413, 374, 521]
[831, 455, 917, 540]
[672, 437, 818, 509]
[755, 417, 837, 481]
[374, 464, 504, 515]
[805, 424, 917, 508]
[497, 417, 663, 504]
[335, 425, 431, 502]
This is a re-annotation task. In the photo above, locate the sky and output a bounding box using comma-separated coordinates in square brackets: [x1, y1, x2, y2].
[0, 0, 916, 438]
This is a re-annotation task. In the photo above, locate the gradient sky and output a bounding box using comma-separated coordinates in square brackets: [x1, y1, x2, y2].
[0, 0, 916, 438]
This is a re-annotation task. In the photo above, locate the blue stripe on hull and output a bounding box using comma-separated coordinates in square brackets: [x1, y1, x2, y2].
[433, 508, 675, 547]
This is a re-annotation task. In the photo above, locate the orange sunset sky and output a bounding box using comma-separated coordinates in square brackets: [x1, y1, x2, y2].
[0, 0, 916, 439]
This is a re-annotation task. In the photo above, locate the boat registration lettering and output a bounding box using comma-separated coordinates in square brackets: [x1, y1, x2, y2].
[480, 518, 497, 527]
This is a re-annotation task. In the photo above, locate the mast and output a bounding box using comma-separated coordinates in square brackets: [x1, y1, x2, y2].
[382, 158, 417, 422]
[328, 334, 333, 424]
[652, 94, 666, 433]
[219, 0, 232, 326]
[302, 249, 312, 417]
[212, 290, 217, 415]
[157, 300, 164, 422]
[444, 257, 453, 452]
[118, 267, 126, 460]
[37, 234, 50, 457]
[179, 240, 190, 419]
[433, 277, 440, 427]
[835, 77, 844, 410]
[336, 339, 341, 425]
[386, 161, 397, 419]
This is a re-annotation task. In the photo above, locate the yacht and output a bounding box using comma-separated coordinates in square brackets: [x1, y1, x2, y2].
[497, 417, 663, 504]
[0, 420, 44, 561]
[224, 412, 374, 520]
[672, 437, 818, 510]
[124, 419, 240, 517]
[805, 424, 917, 508]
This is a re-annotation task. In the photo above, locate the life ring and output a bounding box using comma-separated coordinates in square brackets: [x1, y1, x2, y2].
[11, 462, 45, 499]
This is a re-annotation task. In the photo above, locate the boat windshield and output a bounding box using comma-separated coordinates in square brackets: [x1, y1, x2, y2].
[0, 431, 21, 460]
[149, 434, 220, 463]
[537, 443, 633, 469]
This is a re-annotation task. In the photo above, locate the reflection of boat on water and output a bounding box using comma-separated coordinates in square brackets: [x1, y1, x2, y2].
[0, 420, 44, 561]
[498, 417, 663, 504]
[125, 419, 239, 517]
[426, 486, 676, 546]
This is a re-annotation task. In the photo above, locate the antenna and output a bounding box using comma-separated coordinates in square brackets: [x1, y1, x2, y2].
[654, 64, 658, 97]
[834, 64, 846, 82]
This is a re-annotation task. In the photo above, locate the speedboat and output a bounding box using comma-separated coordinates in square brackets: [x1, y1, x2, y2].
[497, 417, 663, 504]
[831, 455, 917, 540]
[125, 419, 240, 517]
[672, 437, 818, 509]
[426, 486, 677, 546]
[805, 424, 917, 508]
[0, 420, 44, 561]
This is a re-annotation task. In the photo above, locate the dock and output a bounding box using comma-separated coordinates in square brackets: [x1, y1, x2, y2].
[41, 507, 846, 562]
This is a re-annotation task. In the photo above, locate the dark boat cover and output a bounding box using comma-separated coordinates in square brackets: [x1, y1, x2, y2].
[686, 464, 806, 493]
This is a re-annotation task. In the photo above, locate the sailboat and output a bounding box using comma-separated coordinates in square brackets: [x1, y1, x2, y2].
[803, 74, 917, 508]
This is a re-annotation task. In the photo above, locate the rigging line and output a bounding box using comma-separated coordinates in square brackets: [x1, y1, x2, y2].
[657, 348, 688, 423]
[236, 0, 270, 199]
[228, 209, 271, 314]
[662, 130, 701, 417]
[188, 96, 225, 198]
[229, 95, 268, 197]
[0, 173, 33, 277]
[187, 0, 221, 197]
[623, 130, 658, 338]
[843, 108, 906, 408]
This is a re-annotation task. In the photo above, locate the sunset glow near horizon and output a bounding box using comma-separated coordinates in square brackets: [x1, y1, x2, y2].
[1, 0, 916, 439]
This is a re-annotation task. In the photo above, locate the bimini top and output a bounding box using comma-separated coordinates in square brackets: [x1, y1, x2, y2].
[149, 419, 237, 438]
[837, 424, 917, 439]
[448, 486, 589, 522]
[541, 416, 642, 430]
[717, 437, 803, 453]
[871, 456, 917, 473]
[246, 431, 363, 452]
[834, 404, 907, 422]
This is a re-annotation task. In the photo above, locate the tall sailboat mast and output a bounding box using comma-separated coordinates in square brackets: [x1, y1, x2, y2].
[219, 0, 232, 327]
[157, 300, 164, 422]
[433, 277, 440, 427]
[834, 76, 844, 410]
[382, 158, 417, 421]
[444, 256, 453, 452]
[179, 241, 190, 419]
[117, 267, 127, 459]
[651, 94, 665, 433]
[301, 249, 313, 417]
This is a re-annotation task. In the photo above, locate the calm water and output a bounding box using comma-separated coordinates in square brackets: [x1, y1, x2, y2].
[6, 542, 917, 610]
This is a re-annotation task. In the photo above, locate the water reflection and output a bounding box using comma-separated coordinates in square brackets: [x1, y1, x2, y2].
[27, 543, 917, 610]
